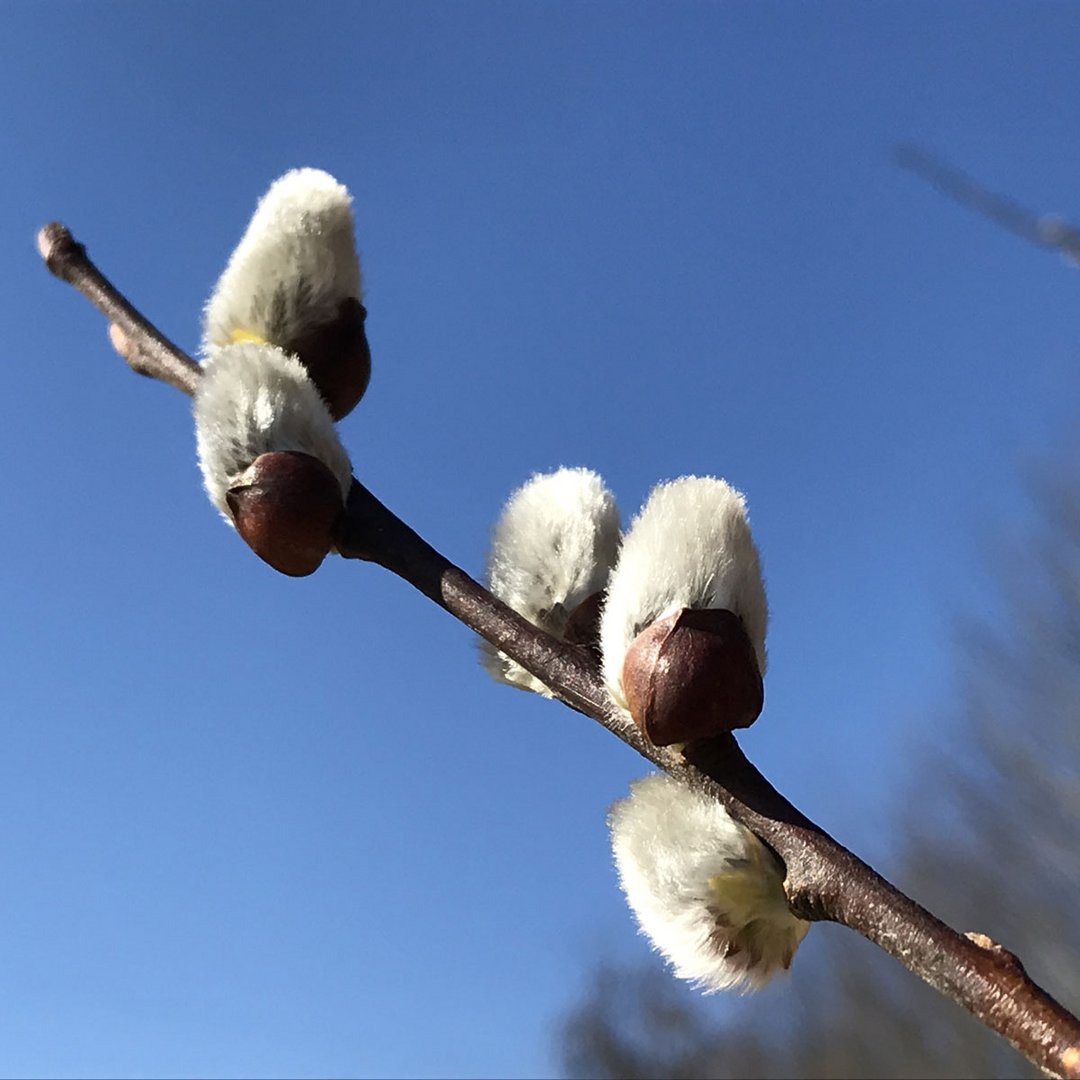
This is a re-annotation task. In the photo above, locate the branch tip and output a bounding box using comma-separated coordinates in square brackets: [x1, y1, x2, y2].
[37, 221, 82, 280]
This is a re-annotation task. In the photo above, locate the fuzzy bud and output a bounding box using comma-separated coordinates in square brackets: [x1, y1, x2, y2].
[610, 773, 809, 992]
[194, 342, 353, 574]
[600, 476, 768, 742]
[203, 168, 370, 419]
[482, 468, 621, 694]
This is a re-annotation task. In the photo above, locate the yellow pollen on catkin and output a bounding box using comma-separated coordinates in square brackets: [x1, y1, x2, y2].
[228, 328, 268, 345]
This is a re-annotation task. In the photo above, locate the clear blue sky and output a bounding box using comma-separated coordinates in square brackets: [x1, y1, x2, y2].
[2, 3, 1079, 1077]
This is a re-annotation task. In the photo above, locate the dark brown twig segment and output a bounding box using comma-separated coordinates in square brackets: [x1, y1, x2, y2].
[37, 223, 1080, 1078]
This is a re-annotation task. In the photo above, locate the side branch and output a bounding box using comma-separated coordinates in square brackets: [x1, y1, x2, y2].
[38, 223, 1080, 1079]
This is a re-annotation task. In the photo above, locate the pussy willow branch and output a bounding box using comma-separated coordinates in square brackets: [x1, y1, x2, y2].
[38, 222, 1080, 1079]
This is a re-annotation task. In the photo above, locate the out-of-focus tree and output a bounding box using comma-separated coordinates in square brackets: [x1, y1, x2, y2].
[561, 464, 1080, 1079]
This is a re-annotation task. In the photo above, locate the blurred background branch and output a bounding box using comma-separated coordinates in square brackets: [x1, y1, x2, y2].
[896, 145, 1080, 266]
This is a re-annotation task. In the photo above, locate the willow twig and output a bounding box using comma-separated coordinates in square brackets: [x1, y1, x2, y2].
[37, 223, 1080, 1078]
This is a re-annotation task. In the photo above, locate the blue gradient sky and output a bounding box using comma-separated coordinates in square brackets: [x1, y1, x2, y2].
[2, 3, 1079, 1077]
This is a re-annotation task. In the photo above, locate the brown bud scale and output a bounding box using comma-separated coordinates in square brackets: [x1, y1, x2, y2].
[621, 607, 763, 746]
[226, 451, 344, 577]
[285, 297, 371, 421]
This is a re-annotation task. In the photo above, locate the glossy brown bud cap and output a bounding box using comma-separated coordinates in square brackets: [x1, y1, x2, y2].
[621, 607, 764, 746]
[285, 296, 371, 421]
[225, 451, 344, 577]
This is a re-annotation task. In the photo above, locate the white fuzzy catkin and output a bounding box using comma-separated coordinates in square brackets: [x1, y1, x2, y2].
[194, 342, 353, 521]
[610, 773, 809, 992]
[483, 468, 621, 695]
[600, 476, 768, 711]
[202, 168, 361, 354]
